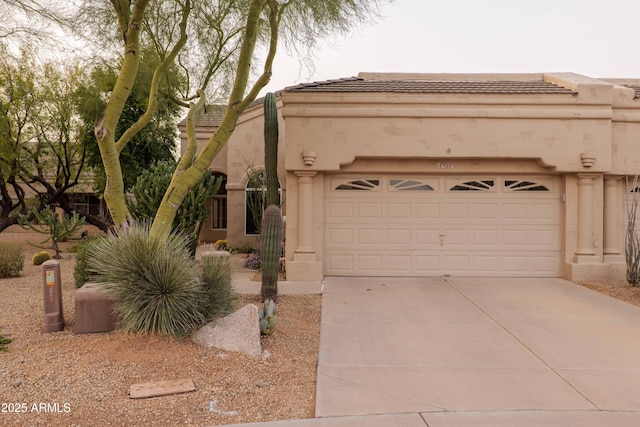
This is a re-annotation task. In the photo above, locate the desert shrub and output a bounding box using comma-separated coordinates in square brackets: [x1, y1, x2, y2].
[0, 242, 24, 278]
[244, 252, 261, 270]
[32, 251, 52, 265]
[199, 254, 238, 321]
[74, 238, 101, 288]
[230, 243, 256, 254]
[87, 224, 205, 336]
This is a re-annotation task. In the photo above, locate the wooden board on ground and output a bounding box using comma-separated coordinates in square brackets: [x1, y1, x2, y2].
[130, 378, 196, 399]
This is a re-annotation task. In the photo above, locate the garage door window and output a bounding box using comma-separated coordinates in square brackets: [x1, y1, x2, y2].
[335, 179, 380, 191]
[449, 180, 495, 191]
[505, 180, 549, 192]
[390, 179, 434, 191]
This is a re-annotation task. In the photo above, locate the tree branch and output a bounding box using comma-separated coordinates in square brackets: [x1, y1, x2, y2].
[115, 0, 190, 153]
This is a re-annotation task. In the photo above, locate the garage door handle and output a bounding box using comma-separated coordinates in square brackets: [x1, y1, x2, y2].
[439, 232, 445, 246]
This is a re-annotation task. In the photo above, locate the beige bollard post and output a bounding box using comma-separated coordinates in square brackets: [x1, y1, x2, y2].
[42, 260, 64, 332]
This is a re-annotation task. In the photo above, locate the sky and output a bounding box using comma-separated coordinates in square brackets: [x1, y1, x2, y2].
[259, 0, 640, 95]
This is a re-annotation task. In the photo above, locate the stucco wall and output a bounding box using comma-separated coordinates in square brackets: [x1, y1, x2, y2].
[280, 73, 639, 281]
[182, 73, 640, 281]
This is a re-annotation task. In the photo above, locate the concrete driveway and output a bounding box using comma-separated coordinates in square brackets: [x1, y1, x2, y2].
[316, 276, 640, 423]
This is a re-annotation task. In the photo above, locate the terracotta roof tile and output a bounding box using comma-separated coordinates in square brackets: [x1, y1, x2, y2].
[286, 77, 577, 95]
[196, 104, 226, 127]
[178, 104, 226, 127]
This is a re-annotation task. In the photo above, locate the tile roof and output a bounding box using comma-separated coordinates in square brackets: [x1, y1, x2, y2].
[196, 104, 226, 127]
[286, 77, 577, 95]
[178, 104, 226, 127]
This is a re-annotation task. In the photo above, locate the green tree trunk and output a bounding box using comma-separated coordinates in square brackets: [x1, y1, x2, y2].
[150, 0, 277, 239]
[93, 3, 147, 226]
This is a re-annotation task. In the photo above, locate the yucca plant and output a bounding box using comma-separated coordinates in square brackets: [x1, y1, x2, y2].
[87, 224, 205, 336]
[199, 252, 238, 321]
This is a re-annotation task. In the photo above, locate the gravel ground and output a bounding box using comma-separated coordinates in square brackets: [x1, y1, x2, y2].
[0, 228, 321, 427]
[576, 279, 640, 308]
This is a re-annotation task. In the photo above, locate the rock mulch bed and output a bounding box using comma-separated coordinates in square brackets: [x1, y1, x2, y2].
[0, 230, 321, 426]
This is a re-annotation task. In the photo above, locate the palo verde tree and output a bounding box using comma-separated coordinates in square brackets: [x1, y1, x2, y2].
[86, 0, 386, 238]
[0, 1, 70, 46]
[76, 51, 182, 195]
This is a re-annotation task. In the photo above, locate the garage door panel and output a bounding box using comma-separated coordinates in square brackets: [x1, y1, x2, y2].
[472, 229, 499, 246]
[530, 229, 559, 247]
[414, 229, 442, 247]
[472, 255, 500, 272]
[472, 203, 500, 220]
[502, 255, 528, 272]
[387, 228, 413, 245]
[444, 229, 470, 245]
[327, 228, 354, 245]
[357, 228, 383, 244]
[387, 255, 412, 272]
[529, 202, 559, 219]
[502, 203, 528, 219]
[443, 255, 470, 273]
[358, 255, 384, 272]
[387, 202, 413, 218]
[502, 229, 528, 246]
[326, 254, 354, 272]
[327, 202, 354, 219]
[415, 203, 440, 219]
[325, 175, 561, 277]
[529, 256, 561, 273]
[415, 255, 441, 273]
[444, 203, 470, 219]
[358, 202, 382, 218]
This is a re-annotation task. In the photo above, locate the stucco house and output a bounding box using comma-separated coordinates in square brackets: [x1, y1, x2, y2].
[179, 72, 640, 282]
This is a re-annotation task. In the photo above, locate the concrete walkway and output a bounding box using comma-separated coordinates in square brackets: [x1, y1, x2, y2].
[224, 276, 640, 426]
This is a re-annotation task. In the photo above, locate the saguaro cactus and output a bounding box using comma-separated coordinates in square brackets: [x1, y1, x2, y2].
[261, 205, 282, 301]
[264, 92, 279, 207]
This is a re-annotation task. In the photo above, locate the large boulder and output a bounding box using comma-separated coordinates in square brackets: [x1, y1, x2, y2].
[192, 304, 262, 358]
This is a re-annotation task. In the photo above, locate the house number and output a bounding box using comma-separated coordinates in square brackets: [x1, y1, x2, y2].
[436, 161, 453, 169]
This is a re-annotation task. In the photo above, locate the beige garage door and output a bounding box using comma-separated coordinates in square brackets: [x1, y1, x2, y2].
[324, 175, 562, 277]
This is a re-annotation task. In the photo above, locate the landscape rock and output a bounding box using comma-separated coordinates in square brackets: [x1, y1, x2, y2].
[192, 304, 262, 358]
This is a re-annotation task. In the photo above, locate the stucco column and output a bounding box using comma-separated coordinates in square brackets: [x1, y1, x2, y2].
[574, 174, 597, 259]
[294, 171, 316, 257]
[603, 176, 621, 257]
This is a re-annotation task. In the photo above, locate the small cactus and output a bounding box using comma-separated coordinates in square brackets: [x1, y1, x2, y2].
[213, 239, 227, 251]
[259, 299, 278, 335]
[32, 251, 52, 265]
